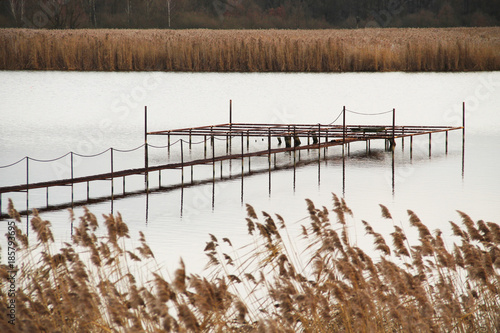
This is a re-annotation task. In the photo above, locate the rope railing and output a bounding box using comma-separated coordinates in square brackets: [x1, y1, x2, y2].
[328, 109, 345, 125]
[0, 156, 28, 169]
[27, 152, 71, 163]
[346, 109, 393, 116]
[73, 148, 111, 158]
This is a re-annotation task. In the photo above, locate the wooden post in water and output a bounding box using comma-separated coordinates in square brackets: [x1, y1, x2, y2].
[445, 131, 448, 154]
[410, 136, 413, 159]
[180, 139, 184, 186]
[241, 133, 244, 178]
[342, 106, 346, 157]
[87, 181, 90, 200]
[268, 128, 271, 173]
[26, 157, 29, 229]
[293, 127, 296, 168]
[204, 135, 207, 159]
[189, 129, 192, 150]
[429, 133, 432, 157]
[46, 188, 49, 208]
[110, 148, 114, 200]
[122, 176, 125, 194]
[212, 136, 215, 181]
[392, 108, 396, 150]
[70, 152, 74, 206]
[144, 106, 149, 189]
[402, 127, 405, 149]
[167, 133, 170, 156]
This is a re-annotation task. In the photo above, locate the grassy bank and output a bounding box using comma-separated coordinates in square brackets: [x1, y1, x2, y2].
[1, 28, 500, 72]
[1, 195, 499, 332]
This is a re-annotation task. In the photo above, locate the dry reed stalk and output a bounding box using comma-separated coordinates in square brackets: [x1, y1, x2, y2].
[1, 195, 499, 332]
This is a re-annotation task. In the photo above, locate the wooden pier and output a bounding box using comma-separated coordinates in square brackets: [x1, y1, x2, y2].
[0, 104, 465, 223]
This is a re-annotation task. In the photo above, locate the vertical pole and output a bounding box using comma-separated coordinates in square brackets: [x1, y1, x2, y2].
[204, 135, 207, 159]
[25, 157, 29, 233]
[110, 148, 114, 199]
[318, 123, 321, 161]
[189, 129, 192, 150]
[191, 165, 194, 184]
[401, 127, 405, 149]
[410, 136, 413, 159]
[429, 133, 432, 157]
[324, 129, 328, 156]
[181, 139, 186, 184]
[342, 106, 346, 156]
[87, 181, 90, 200]
[46, 187, 49, 208]
[212, 136, 215, 181]
[462, 102, 466, 137]
[445, 131, 449, 154]
[123, 176, 126, 194]
[268, 128, 271, 172]
[229, 99, 232, 124]
[392, 108, 396, 150]
[159, 169, 161, 187]
[168, 133, 171, 156]
[70, 152, 74, 206]
[247, 130, 250, 151]
[145, 106, 149, 188]
[293, 127, 296, 169]
[241, 133, 244, 177]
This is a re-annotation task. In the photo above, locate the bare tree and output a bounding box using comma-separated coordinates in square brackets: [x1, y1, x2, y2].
[81, 0, 97, 27]
[8, 0, 26, 27]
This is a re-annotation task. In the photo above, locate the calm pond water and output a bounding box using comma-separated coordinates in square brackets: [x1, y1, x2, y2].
[1, 71, 499, 274]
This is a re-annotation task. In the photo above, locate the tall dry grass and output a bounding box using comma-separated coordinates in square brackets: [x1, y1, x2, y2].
[1, 28, 499, 72]
[1, 195, 499, 332]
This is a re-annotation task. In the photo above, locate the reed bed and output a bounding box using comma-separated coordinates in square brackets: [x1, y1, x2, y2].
[1, 28, 500, 72]
[1, 194, 499, 332]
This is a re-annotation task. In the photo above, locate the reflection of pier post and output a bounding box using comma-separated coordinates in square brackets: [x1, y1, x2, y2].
[462, 102, 466, 179]
[241, 132, 244, 204]
[342, 153, 345, 197]
[392, 150, 395, 196]
[268, 128, 271, 196]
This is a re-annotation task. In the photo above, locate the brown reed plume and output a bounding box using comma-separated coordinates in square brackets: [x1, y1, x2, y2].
[1, 27, 499, 72]
[1, 195, 499, 332]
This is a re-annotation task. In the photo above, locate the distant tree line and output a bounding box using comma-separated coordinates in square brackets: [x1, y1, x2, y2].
[1, 0, 499, 29]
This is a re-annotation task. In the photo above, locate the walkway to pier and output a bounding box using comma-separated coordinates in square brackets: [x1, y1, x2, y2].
[0, 105, 465, 223]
